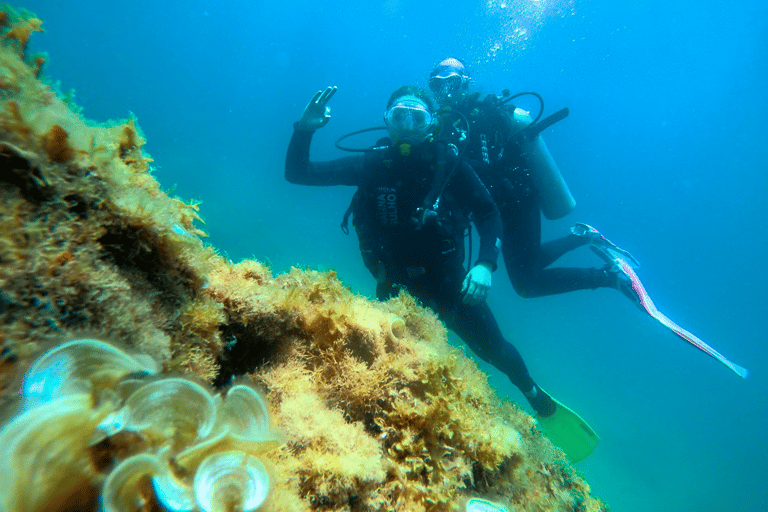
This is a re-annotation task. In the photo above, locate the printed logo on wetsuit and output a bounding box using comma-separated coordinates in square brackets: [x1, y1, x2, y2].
[376, 187, 398, 226]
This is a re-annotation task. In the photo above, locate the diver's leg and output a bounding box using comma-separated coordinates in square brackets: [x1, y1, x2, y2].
[400, 266, 557, 416]
[538, 233, 590, 267]
[495, 178, 545, 296]
[503, 235, 614, 297]
[442, 299, 556, 417]
[497, 180, 613, 297]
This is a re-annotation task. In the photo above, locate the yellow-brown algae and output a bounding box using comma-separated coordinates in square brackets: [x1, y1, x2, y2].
[0, 5, 607, 512]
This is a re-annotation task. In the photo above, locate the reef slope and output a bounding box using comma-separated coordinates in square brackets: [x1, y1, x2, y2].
[0, 7, 606, 512]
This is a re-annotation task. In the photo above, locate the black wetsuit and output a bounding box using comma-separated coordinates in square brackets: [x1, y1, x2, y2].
[447, 94, 612, 298]
[285, 127, 555, 415]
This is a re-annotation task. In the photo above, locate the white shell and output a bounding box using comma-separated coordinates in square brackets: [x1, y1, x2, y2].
[94, 407, 130, 439]
[21, 338, 157, 411]
[388, 316, 406, 339]
[466, 498, 509, 512]
[123, 378, 216, 445]
[101, 453, 163, 512]
[152, 471, 195, 512]
[193, 451, 270, 512]
[0, 394, 103, 512]
[168, 386, 277, 471]
[218, 385, 271, 441]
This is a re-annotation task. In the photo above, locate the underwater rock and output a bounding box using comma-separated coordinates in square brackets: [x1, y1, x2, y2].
[0, 5, 607, 512]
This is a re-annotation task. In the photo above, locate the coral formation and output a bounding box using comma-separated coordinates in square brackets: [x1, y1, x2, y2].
[0, 5, 607, 512]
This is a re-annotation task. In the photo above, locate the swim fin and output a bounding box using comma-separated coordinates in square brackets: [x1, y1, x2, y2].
[571, 222, 640, 267]
[537, 395, 600, 463]
[590, 244, 749, 379]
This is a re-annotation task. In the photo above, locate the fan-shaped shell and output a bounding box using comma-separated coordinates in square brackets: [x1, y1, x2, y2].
[218, 385, 271, 441]
[193, 451, 270, 512]
[123, 378, 216, 448]
[152, 470, 195, 512]
[21, 339, 157, 411]
[388, 316, 406, 339]
[465, 498, 509, 512]
[101, 453, 164, 512]
[0, 394, 106, 512]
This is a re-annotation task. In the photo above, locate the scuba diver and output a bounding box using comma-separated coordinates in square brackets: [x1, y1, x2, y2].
[285, 84, 600, 461]
[427, 57, 639, 300]
[427, 58, 750, 381]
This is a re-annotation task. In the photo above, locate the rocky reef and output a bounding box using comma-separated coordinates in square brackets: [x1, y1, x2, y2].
[0, 6, 607, 512]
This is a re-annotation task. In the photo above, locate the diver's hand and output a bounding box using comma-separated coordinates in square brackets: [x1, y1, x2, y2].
[461, 262, 492, 305]
[297, 86, 337, 131]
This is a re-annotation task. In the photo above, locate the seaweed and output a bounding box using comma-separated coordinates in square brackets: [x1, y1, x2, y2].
[0, 6, 607, 512]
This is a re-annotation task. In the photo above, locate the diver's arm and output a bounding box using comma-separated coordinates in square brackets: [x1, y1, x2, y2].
[284, 127, 314, 184]
[455, 159, 500, 304]
[285, 85, 365, 186]
[284, 127, 365, 186]
[284, 128, 366, 186]
[455, 160, 502, 270]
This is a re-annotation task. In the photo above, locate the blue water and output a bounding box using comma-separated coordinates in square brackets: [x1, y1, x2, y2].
[24, 1, 768, 510]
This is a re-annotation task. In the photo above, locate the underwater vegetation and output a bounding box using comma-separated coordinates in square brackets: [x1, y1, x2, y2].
[0, 5, 606, 512]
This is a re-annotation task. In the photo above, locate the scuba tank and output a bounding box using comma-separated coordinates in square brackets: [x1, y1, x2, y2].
[508, 106, 575, 220]
[491, 91, 574, 220]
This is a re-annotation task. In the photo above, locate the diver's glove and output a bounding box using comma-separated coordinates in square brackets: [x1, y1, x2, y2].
[296, 86, 338, 131]
[461, 262, 493, 305]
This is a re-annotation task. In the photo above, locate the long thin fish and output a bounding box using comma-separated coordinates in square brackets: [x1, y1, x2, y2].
[592, 245, 748, 378]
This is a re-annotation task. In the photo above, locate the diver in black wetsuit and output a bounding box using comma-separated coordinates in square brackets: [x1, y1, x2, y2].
[285, 84, 558, 418]
[428, 58, 635, 299]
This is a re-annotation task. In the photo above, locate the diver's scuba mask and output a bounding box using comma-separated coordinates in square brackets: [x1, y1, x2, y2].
[429, 73, 463, 98]
[428, 68, 470, 101]
[384, 96, 434, 146]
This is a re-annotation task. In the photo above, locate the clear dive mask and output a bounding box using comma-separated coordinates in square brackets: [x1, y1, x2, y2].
[384, 96, 434, 144]
[428, 72, 464, 98]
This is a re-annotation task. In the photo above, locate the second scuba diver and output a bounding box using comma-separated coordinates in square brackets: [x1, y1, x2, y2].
[285, 85, 600, 461]
[427, 58, 639, 301]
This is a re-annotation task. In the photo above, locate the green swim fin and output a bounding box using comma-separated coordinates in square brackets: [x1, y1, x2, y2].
[537, 395, 599, 462]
